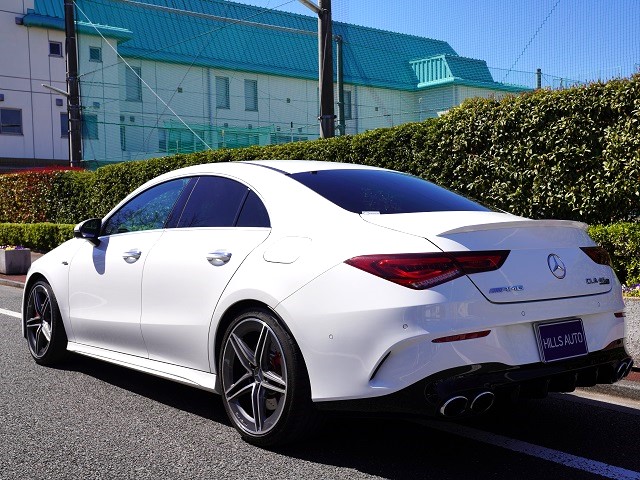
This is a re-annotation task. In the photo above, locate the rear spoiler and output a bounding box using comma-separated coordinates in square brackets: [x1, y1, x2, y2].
[439, 219, 588, 236]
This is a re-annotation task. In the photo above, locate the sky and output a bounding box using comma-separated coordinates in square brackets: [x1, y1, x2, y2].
[229, 0, 640, 87]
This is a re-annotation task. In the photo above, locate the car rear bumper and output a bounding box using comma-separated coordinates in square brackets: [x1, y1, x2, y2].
[278, 263, 626, 402]
[314, 343, 633, 417]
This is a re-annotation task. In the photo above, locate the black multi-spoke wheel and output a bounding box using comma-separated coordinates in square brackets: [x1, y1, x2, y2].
[25, 280, 67, 365]
[220, 309, 318, 447]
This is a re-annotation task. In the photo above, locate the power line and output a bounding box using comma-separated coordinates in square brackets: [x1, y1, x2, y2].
[504, 0, 562, 81]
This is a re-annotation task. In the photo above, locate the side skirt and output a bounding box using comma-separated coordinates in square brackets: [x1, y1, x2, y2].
[66, 342, 219, 393]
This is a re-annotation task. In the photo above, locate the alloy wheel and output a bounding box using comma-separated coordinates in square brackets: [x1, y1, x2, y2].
[221, 318, 288, 436]
[26, 284, 53, 359]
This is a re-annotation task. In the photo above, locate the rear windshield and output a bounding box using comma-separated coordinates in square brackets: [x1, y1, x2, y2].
[289, 169, 490, 214]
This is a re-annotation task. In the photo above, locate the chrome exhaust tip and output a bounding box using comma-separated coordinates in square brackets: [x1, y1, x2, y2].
[616, 361, 630, 381]
[625, 360, 634, 377]
[470, 391, 495, 414]
[439, 396, 468, 417]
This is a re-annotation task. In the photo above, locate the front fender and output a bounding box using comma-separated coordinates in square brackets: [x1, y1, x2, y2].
[22, 239, 84, 341]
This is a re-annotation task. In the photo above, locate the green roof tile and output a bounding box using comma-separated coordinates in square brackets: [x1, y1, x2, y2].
[28, 0, 525, 91]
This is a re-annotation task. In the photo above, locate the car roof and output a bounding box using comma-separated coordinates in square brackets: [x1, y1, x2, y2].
[241, 160, 384, 174]
[147, 160, 384, 184]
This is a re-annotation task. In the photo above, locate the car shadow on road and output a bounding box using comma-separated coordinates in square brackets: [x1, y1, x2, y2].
[55, 352, 230, 425]
[49, 353, 639, 479]
[52, 353, 500, 478]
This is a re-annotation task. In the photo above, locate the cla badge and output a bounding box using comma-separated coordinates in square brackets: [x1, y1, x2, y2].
[547, 254, 566, 279]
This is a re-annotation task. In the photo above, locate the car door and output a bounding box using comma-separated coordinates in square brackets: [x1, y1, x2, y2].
[140, 175, 271, 371]
[68, 178, 191, 357]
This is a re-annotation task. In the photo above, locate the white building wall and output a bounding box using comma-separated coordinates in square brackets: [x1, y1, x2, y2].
[410, 85, 516, 120]
[2, 6, 522, 166]
[0, 0, 68, 163]
[456, 85, 513, 103]
[349, 85, 420, 134]
[78, 34, 121, 162]
[413, 86, 456, 119]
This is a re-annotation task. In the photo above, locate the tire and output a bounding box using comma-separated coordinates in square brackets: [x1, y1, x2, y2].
[219, 308, 319, 447]
[24, 280, 68, 365]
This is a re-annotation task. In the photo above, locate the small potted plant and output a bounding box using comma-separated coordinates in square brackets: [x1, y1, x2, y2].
[0, 245, 31, 275]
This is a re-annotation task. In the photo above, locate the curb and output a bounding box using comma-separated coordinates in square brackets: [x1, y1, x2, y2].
[0, 278, 24, 289]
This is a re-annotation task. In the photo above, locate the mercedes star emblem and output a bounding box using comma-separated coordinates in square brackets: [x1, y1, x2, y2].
[547, 253, 566, 279]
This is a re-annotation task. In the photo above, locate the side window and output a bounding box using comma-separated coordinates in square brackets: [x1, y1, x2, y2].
[236, 191, 270, 227]
[177, 176, 248, 228]
[102, 178, 189, 235]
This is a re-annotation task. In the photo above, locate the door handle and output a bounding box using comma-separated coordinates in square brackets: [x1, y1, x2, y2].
[207, 250, 232, 266]
[123, 249, 142, 263]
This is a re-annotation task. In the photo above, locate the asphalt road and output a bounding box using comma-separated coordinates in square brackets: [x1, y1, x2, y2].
[1, 284, 640, 480]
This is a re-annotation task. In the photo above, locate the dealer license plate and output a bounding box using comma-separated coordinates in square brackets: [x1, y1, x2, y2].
[535, 318, 588, 363]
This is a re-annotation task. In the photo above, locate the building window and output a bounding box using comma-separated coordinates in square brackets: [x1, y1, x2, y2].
[120, 125, 126, 150]
[158, 129, 167, 152]
[244, 79, 258, 111]
[0, 108, 23, 135]
[60, 112, 69, 137]
[49, 41, 63, 57]
[82, 113, 98, 139]
[216, 76, 230, 109]
[126, 66, 142, 102]
[89, 46, 102, 62]
[344, 90, 352, 120]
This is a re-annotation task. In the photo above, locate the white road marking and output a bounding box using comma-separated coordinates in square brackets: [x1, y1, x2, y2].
[425, 421, 640, 480]
[0, 307, 20, 319]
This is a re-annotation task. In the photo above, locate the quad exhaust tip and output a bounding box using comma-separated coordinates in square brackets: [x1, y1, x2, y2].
[439, 391, 495, 417]
[470, 391, 495, 414]
[439, 396, 468, 417]
[616, 360, 633, 381]
[627, 361, 635, 376]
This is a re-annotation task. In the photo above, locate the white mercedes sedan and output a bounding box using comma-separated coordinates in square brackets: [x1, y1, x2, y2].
[22, 160, 633, 446]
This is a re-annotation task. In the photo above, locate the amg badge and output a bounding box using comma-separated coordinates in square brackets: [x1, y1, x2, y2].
[489, 285, 524, 294]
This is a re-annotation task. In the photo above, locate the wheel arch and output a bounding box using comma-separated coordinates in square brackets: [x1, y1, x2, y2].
[212, 299, 302, 377]
[22, 272, 48, 338]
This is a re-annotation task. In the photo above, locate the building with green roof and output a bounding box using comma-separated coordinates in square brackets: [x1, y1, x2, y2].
[1, 0, 529, 168]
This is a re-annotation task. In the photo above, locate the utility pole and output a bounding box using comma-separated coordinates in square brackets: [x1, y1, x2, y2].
[536, 68, 542, 89]
[335, 35, 345, 136]
[64, 0, 82, 167]
[299, 0, 335, 138]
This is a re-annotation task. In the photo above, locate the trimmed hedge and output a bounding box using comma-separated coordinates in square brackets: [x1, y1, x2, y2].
[0, 223, 75, 252]
[0, 169, 93, 224]
[588, 223, 640, 286]
[1, 75, 639, 225]
[84, 75, 640, 223]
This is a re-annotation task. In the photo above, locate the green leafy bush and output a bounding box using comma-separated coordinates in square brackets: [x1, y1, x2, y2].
[1, 75, 639, 225]
[0, 223, 75, 252]
[588, 223, 640, 286]
[77, 74, 640, 225]
[0, 168, 92, 225]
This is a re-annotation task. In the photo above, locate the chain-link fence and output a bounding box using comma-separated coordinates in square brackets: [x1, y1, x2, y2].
[62, 0, 639, 167]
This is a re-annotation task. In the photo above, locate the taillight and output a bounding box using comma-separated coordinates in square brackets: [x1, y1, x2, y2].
[580, 246, 611, 266]
[345, 250, 509, 290]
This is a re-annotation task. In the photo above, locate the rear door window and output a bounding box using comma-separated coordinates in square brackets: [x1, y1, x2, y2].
[174, 176, 270, 228]
[176, 176, 248, 228]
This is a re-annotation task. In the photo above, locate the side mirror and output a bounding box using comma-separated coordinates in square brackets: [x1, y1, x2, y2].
[74, 218, 102, 246]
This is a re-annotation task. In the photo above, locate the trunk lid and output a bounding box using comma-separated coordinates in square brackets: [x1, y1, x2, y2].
[361, 211, 613, 303]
